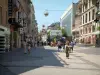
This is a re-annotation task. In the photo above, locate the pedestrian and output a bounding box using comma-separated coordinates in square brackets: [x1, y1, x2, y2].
[57, 40, 62, 52]
[23, 40, 27, 54]
[27, 38, 32, 53]
[34, 40, 37, 49]
[62, 38, 66, 52]
[70, 41, 75, 52]
[65, 40, 70, 59]
[37, 41, 39, 46]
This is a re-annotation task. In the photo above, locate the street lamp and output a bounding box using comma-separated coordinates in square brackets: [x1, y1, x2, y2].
[44, 10, 49, 17]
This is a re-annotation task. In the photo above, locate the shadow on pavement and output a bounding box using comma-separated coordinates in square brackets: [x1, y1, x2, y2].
[0, 46, 64, 75]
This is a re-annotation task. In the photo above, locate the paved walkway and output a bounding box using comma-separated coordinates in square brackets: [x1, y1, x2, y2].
[0, 46, 100, 75]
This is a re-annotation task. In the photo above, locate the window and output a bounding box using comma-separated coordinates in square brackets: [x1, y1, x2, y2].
[92, 26, 95, 32]
[89, 12, 90, 21]
[0, 6, 2, 24]
[92, 9, 95, 20]
[83, 28, 84, 34]
[89, 27, 91, 33]
[83, 6, 84, 12]
[80, 30, 82, 34]
[85, 27, 87, 33]
[83, 15, 84, 24]
[88, 0, 90, 8]
[85, 14, 87, 23]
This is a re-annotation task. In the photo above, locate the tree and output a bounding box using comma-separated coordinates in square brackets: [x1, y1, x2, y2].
[62, 28, 67, 37]
[47, 30, 50, 36]
[97, 26, 100, 31]
[47, 31, 51, 42]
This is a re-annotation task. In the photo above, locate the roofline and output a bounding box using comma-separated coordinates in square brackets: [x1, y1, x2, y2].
[60, 3, 76, 19]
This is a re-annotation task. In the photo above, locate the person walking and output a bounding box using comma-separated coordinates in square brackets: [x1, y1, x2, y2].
[27, 38, 32, 54]
[70, 41, 75, 52]
[37, 41, 39, 46]
[23, 40, 27, 54]
[57, 40, 62, 52]
[34, 40, 37, 49]
[65, 40, 70, 59]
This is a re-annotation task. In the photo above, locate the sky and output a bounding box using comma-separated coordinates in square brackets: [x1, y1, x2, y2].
[32, 0, 79, 31]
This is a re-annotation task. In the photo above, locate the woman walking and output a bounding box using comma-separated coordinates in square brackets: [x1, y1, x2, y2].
[65, 40, 70, 59]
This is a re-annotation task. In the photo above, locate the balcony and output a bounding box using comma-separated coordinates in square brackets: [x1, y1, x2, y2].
[8, 18, 22, 28]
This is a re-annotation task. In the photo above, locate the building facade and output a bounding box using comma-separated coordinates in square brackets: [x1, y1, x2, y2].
[72, 1, 82, 43]
[60, 3, 77, 40]
[47, 22, 60, 30]
[0, 0, 9, 28]
[0, 0, 38, 51]
[77, 0, 100, 45]
[8, 0, 33, 49]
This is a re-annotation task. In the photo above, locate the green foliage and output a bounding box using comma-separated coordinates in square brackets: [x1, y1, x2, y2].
[62, 28, 67, 37]
[57, 26, 61, 30]
[47, 31, 50, 36]
[97, 26, 100, 31]
[53, 36, 56, 42]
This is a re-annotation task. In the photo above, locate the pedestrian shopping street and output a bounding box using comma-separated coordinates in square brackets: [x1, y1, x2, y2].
[0, 46, 100, 75]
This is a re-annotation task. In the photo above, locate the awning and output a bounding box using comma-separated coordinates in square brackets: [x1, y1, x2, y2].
[0, 25, 10, 35]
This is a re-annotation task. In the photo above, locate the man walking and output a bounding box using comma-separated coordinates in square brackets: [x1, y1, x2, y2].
[70, 41, 75, 52]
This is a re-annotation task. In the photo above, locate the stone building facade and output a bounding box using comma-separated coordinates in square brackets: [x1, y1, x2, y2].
[0, 0, 9, 28]
[72, 1, 82, 43]
[74, 0, 100, 45]
[0, 0, 38, 50]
